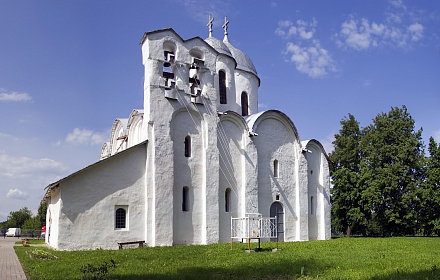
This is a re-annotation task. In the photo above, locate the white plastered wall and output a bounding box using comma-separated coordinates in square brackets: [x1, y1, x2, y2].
[305, 141, 331, 240]
[54, 143, 146, 250]
[217, 115, 245, 242]
[251, 112, 300, 242]
[172, 110, 204, 245]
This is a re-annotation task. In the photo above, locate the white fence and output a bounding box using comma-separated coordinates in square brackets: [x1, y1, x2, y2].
[231, 213, 277, 241]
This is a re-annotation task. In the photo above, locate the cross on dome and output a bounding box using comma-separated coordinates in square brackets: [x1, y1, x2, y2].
[222, 16, 229, 41]
[207, 14, 214, 37]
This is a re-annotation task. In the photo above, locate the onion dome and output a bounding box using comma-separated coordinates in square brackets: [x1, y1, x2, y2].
[204, 36, 233, 57]
[223, 39, 258, 76]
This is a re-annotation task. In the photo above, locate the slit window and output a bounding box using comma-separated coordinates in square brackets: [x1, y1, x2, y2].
[241, 91, 249, 116]
[274, 159, 279, 178]
[310, 196, 314, 215]
[115, 207, 126, 229]
[219, 70, 227, 104]
[184, 136, 191, 157]
[225, 188, 231, 212]
[182, 186, 189, 212]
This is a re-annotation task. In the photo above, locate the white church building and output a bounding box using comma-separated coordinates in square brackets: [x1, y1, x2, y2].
[43, 18, 331, 250]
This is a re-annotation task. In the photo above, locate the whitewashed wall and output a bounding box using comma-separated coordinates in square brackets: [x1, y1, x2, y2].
[53, 143, 146, 250]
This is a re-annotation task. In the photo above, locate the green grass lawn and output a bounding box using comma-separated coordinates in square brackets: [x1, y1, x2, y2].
[15, 237, 440, 279]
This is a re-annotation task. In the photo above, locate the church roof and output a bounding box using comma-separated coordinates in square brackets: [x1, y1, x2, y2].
[223, 39, 257, 76]
[204, 16, 258, 78]
[204, 36, 233, 57]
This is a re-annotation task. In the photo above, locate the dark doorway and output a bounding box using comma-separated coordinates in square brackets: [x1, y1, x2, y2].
[270, 202, 284, 241]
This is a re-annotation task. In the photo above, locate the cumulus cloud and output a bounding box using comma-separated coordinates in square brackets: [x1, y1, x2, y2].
[6, 188, 28, 200]
[275, 19, 317, 40]
[0, 89, 32, 102]
[0, 152, 67, 177]
[276, 19, 336, 78]
[335, 1, 424, 50]
[66, 128, 107, 146]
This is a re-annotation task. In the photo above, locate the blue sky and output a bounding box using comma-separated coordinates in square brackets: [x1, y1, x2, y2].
[0, 0, 439, 222]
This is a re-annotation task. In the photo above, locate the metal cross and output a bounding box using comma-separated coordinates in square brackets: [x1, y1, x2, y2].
[222, 16, 229, 36]
[207, 15, 214, 37]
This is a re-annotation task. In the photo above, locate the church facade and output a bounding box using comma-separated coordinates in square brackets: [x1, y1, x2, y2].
[43, 19, 331, 250]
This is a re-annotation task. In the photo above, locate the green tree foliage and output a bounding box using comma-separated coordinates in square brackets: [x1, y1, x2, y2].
[22, 216, 41, 230]
[6, 207, 32, 228]
[420, 137, 440, 235]
[329, 114, 366, 237]
[331, 106, 426, 236]
[360, 106, 425, 236]
[36, 202, 47, 227]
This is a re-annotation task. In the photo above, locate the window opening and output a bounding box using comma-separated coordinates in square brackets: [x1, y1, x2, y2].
[310, 196, 314, 215]
[115, 208, 126, 229]
[225, 188, 231, 212]
[241, 91, 249, 116]
[182, 187, 189, 211]
[163, 50, 175, 90]
[274, 159, 279, 178]
[219, 70, 227, 104]
[184, 136, 191, 157]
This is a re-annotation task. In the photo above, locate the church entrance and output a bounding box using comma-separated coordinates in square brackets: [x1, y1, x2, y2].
[270, 202, 284, 241]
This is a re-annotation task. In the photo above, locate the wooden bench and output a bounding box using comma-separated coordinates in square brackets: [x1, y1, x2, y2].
[117, 240, 145, 250]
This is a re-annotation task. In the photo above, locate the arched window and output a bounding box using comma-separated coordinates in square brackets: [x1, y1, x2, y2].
[241, 91, 249, 116]
[310, 196, 314, 215]
[225, 188, 231, 212]
[219, 70, 227, 104]
[184, 136, 191, 157]
[182, 187, 189, 211]
[274, 159, 279, 178]
[115, 207, 126, 229]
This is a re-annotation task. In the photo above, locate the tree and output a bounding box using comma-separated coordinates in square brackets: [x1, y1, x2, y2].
[360, 106, 424, 236]
[420, 137, 440, 235]
[6, 207, 32, 228]
[22, 216, 40, 230]
[36, 202, 47, 227]
[330, 114, 367, 237]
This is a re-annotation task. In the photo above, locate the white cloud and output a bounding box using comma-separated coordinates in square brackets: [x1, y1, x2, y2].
[0, 89, 32, 102]
[276, 18, 336, 78]
[6, 188, 28, 200]
[66, 128, 107, 146]
[285, 40, 336, 78]
[275, 18, 317, 40]
[389, 0, 406, 10]
[0, 152, 67, 178]
[335, 1, 424, 51]
[408, 23, 424, 42]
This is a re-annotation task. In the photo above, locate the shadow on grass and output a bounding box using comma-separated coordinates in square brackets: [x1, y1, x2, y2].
[111, 258, 327, 279]
[370, 265, 440, 280]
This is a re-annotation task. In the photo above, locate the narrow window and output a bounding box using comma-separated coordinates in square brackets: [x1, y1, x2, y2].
[182, 187, 189, 211]
[115, 208, 126, 229]
[310, 196, 314, 215]
[225, 188, 231, 212]
[219, 70, 227, 104]
[241, 91, 249, 116]
[274, 159, 279, 178]
[184, 136, 191, 157]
